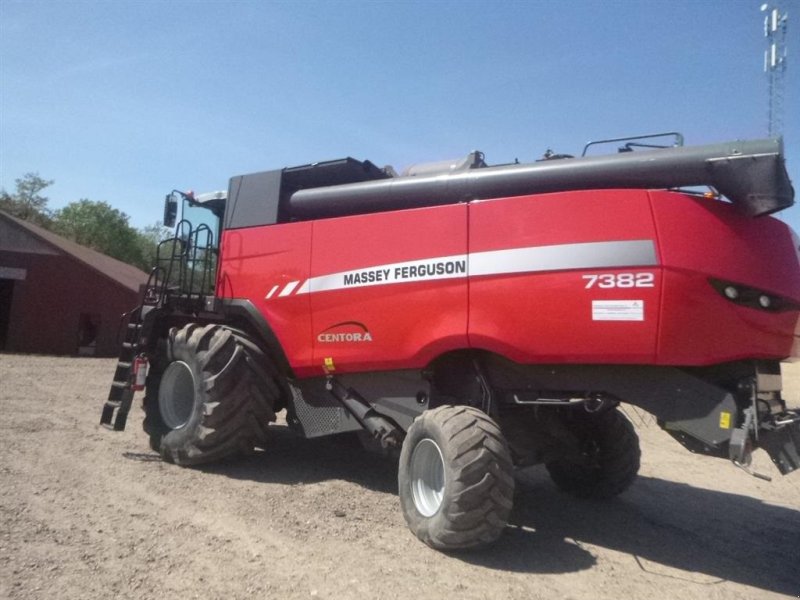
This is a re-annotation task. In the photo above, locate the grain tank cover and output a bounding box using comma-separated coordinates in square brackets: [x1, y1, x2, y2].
[288, 138, 794, 220]
[225, 157, 391, 229]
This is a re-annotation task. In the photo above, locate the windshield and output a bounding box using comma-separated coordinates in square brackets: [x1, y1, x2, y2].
[182, 198, 220, 246]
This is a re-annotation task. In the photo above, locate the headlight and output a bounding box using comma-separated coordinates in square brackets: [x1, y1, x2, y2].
[709, 279, 798, 312]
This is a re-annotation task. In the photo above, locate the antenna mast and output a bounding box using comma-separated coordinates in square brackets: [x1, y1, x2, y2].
[761, 3, 789, 137]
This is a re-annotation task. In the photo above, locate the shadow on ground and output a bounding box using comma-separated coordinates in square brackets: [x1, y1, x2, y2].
[198, 424, 400, 493]
[473, 470, 800, 595]
[127, 424, 800, 594]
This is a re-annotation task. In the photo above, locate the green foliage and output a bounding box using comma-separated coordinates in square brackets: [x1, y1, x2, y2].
[3, 171, 178, 273]
[136, 221, 173, 271]
[52, 200, 150, 270]
[0, 172, 54, 226]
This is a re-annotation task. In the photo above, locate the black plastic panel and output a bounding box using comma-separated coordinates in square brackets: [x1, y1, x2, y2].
[224, 158, 390, 230]
[224, 169, 283, 229]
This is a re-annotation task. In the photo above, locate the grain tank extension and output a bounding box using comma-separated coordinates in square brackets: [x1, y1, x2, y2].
[101, 133, 800, 550]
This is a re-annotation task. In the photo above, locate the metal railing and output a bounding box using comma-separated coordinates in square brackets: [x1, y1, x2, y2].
[144, 219, 217, 311]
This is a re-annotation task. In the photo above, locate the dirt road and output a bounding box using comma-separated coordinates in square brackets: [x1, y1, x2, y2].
[1, 354, 798, 599]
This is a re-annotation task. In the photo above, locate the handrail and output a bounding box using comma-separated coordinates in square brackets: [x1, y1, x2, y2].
[581, 132, 684, 157]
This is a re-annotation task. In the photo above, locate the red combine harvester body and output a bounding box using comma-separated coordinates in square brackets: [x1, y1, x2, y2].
[220, 189, 799, 373]
[101, 134, 800, 549]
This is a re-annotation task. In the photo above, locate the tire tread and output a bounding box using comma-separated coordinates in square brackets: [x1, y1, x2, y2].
[400, 405, 515, 550]
[144, 324, 280, 466]
[545, 408, 641, 499]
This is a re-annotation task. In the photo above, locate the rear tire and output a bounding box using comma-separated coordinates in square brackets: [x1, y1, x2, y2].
[398, 406, 515, 550]
[545, 408, 640, 499]
[143, 323, 279, 465]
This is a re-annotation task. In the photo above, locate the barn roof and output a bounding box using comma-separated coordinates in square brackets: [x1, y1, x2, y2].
[0, 211, 149, 293]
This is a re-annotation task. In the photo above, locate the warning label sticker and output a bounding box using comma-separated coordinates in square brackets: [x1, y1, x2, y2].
[592, 300, 644, 321]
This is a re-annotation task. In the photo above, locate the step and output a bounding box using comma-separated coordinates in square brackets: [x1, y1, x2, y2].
[107, 384, 125, 403]
[113, 362, 131, 378]
[99, 403, 116, 426]
[99, 388, 135, 430]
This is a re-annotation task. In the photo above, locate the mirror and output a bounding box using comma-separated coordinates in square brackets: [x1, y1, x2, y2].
[163, 193, 179, 228]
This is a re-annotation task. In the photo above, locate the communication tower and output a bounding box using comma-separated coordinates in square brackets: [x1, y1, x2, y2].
[761, 3, 789, 137]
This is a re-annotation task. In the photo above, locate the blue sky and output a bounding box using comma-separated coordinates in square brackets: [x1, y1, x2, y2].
[1, 0, 798, 231]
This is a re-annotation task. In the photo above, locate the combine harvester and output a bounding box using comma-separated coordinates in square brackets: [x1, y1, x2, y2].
[101, 132, 799, 549]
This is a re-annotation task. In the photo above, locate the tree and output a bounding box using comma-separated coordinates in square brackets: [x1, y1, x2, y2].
[136, 222, 173, 271]
[0, 172, 54, 226]
[2, 172, 174, 272]
[52, 200, 148, 270]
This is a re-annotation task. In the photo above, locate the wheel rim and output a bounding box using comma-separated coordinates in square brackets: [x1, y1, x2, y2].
[158, 361, 196, 430]
[409, 438, 445, 517]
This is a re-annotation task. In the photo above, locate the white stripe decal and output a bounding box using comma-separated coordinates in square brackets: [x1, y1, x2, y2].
[279, 281, 300, 297]
[267, 240, 657, 299]
[469, 240, 657, 278]
[265, 284, 279, 299]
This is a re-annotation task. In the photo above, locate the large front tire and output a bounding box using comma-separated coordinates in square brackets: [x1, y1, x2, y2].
[398, 406, 515, 550]
[143, 323, 279, 465]
[545, 408, 640, 499]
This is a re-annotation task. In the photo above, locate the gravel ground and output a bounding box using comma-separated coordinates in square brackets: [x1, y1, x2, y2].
[1, 353, 798, 600]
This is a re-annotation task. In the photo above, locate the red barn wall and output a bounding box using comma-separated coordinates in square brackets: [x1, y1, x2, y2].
[0, 249, 139, 357]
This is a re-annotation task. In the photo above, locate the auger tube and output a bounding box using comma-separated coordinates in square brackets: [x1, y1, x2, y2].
[288, 138, 794, 220]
